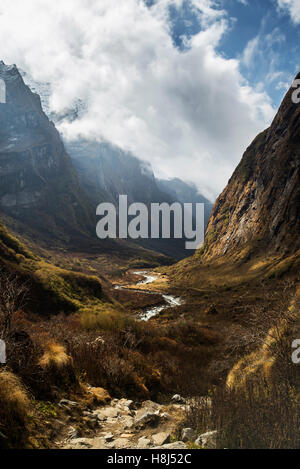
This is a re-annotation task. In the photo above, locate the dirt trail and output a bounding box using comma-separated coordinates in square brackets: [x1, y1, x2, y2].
[56, 273, 189, 450]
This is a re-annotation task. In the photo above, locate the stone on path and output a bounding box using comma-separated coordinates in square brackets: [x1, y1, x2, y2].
[65, 437, 106, 449]
[103, 432, 114, 442]
[181, 428, 196, 442]
[59, 399, 78, 408]
[135, 411, 161, 428]
[117, 398, 135, 410]
[152, 432, 171, 446]
[153, 441, 186, 449]
[138, 437, 152, 449]
[94, 407, 120, 420]
[109, 438, 133, 449]
[195, 430, 218, 449]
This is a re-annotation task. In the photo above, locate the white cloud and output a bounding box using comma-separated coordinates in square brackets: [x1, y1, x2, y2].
[242, 28, 285, 69]
[0, 0, 275, 198]
[277, 0, 300, 24]
[242, 36, 260, 68]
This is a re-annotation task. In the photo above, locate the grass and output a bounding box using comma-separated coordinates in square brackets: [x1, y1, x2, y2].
[0, 222, 36, 262]
[185, 381, 299, 449]
[182, 285, 300, 449]
[39, 342, 70, 369]
[0, 370, 31, 449]
[0, 221, 298, 449]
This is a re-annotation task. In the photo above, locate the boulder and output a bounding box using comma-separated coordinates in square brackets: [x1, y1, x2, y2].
[65, 438, 93, 449]
[195, 430, 218, 449]
[117, 398, 135, 410]
[59, 399, 78, 408]
[181, 428, 196, 442]
[152, 432, 171, 446]
[153, 441, 186, 449]
[65, 437, 106, 449]
[94, 407, 120, 420]
[135, 411, 161, 428]
[120, 434, 134, 439]
[171, 394, 186, 404]
[110, 438, 133, 449]
[138, 437, 152, 449]
[141, 400, 161, 412]
[122, 415, 134, 430]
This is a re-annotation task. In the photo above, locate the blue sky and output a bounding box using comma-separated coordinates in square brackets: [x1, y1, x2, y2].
[168, 0, 300, 107]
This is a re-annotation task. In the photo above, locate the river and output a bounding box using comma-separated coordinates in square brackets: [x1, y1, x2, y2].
[115, 270, 183, 321]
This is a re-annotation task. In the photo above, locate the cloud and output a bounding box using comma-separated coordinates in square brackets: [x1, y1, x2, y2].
[242, 27, 285, 69]
[277, 0, 300, 24]
[242, 36, 260, 68]
[0, 0, 275, 199]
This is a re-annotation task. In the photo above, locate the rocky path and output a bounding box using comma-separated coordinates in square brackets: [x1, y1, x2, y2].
[54, 271, 216, 451]
[58, 396, 188, 450]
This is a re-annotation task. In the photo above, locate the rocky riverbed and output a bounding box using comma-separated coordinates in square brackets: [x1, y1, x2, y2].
[115, 271, 183, 321]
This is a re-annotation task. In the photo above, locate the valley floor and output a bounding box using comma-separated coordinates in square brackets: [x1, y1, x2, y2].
[0, 241, 299, 449]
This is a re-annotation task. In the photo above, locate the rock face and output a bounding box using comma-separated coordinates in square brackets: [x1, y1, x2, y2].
[203, 74, 300, 259]
[0, 62, 93, 245]
[18, 69, 212, 258]
[68, 140, 170, 207]
[157, 178, 213, 228]
[67, 140, 190, 259]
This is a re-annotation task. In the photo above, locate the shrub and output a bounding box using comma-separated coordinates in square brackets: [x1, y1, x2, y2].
[185, 381, 299, 449]
[0, 370, 31, 449]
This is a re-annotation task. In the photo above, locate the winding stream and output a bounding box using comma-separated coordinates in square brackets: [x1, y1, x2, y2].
[115, 270, 183, 321]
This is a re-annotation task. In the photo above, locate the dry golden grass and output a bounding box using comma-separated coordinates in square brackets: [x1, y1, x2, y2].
[227, 285, 300, 390]
[0, 370, 31, 448]
[182, 283, 300, 449]
[85, 386, 111, 406]
[39, 341, 70, 369]
[165, 246, 300, 292]
[79, 303, 125, 331]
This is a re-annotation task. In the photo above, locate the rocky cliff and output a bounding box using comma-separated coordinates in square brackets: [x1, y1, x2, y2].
[203, 74, 300, 260]
[20, 70, 213, 258]
[157, 177, 213, 228]
[67, 140, 172, 207]
[68, 140, 198, 259]
[0, 62, 94, 245]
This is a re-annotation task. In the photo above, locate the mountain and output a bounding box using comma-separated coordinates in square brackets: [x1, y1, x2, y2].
[67, 139, 191, 258]
[201, 74, 300, 261]
[166, 74, 300, 286]
[0, 62, 94, 246]
[66, 140, 172, 207]
[15, 66, 213, 259]
[157, 177, 213, 227]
